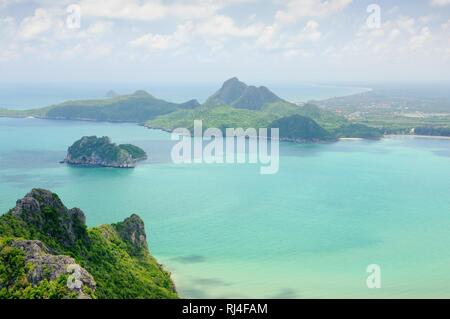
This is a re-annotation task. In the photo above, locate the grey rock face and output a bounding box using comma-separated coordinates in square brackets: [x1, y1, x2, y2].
[10, 239, 96, 299]
[113, 214, 148, 251]
[13, 188, 89, 247]
[64, 151, 136, 168]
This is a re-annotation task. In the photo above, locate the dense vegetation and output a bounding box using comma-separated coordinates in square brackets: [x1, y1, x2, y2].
[333, 124, 383, 139]
[148, 105, 273, 132]
[271, 115, 335, 142]
[262, 102, 348, 130]
[0, 189, 177, 299]
[118, 144, 147, 160]
[414, 126, 450, 137]
[0, 242, 77, 299]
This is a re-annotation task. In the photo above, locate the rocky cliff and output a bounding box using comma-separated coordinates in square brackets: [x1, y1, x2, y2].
[0, 189, 177, 299]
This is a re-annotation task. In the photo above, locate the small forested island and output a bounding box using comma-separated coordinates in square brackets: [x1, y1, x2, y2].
[63, 136, 147, 168]
[0, 189, 177, 299]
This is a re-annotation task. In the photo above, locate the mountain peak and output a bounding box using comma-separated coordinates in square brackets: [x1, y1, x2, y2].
[132, 90, 151, 97]
[13, 188, 89, 247]
[223, 77, 243, 85]
[205, 78, 284, 110]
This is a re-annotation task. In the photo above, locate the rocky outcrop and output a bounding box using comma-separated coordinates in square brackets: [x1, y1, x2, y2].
[13, 188, 89, 247]
[63, 136, 147, 168]
[0, 189, 178, 299]
[10, 240, 96, 299]
[113, 214, 148, 251]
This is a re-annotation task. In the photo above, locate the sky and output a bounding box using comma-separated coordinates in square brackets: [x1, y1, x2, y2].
[1, 0, 450, 84]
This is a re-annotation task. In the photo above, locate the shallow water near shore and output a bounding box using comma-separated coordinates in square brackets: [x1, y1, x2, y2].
[1, 117, 450, 298]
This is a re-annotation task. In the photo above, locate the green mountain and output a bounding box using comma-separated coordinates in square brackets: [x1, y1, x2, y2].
[271, 115, 335, 142]
[147, 78, 352, 142]
[63, 136, 147, 168]
[205, 77, 284, 110]
[0, 78, 382, 141]
[0, 189, 177, 299]
[0, 91, 200, 123]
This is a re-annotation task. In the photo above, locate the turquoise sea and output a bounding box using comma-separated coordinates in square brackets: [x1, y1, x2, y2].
[1, 117, 450, 298]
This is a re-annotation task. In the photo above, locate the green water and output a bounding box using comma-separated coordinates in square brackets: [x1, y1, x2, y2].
[1, 117, 450, 298]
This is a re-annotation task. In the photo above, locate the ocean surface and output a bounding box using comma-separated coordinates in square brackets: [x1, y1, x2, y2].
[0, 83, 369, 109]
[1, 117, 450, 298]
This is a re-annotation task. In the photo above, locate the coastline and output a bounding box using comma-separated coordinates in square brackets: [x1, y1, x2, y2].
[385, 134, 450, 140]
[2, 116, 450, 142]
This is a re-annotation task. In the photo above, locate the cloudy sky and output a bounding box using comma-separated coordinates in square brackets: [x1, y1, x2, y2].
[1, 0, 450, 84]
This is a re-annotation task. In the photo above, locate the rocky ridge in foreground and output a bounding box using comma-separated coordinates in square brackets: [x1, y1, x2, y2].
[0, 189, 177, 299]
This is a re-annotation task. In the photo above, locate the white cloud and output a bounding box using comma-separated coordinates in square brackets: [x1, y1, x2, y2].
[130, 22, 194, 51]
[430, 0, 450, 7]
[396, 16, 416, 34]
[339, 15, 440, 59]
[129, 13, 322, 56]
[388, 6, 399, 15]
[0, 16, 17, 60]
[0, 0, 21, 9]
[85, 21, 114, 35]
[255, 24, 279, 49]
[18, 8, 59, 40]
[282, 48, 311, 58]
[302, 20, 321, 41]
[275, 0, 352, 24]
[129, 13, 267, 53]
[2, 0, 450, 82]
[0, 15, 14, 31]
[409, 27, 432, 50]
[196, 15, 264, 37]
[442, 19, 450, 30]
[255, 20, 322, 53]
[79, 0, 167, 21]
[78, 0, 254, 21]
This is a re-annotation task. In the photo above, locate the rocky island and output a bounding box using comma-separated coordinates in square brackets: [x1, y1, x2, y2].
[0, 189, 177, 299]
[63, 136, 147, 168]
